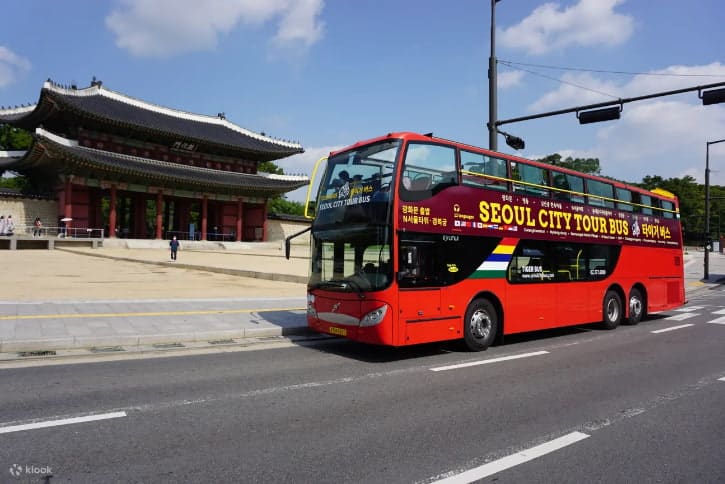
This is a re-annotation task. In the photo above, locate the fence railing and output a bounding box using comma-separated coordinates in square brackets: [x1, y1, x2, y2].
[12, 225, 105, 239]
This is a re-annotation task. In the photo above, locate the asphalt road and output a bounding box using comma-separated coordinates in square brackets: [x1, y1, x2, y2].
[1, 285, 724, 483]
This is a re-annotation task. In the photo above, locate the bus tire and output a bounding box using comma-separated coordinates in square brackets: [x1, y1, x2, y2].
[601, 290, 622, 330]
[463, 298, 498, 351]
[625, 288, 645, 325]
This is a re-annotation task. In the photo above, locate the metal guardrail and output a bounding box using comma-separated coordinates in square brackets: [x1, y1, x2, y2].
[14, 225, 105, 239]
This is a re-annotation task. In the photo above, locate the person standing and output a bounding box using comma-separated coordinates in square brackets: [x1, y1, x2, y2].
[33, 217, 43, 237]
[169, 236, 180, 261]
[5, 215, 13, 236]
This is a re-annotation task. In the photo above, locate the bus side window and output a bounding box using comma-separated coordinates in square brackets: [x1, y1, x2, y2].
[586, 179, 615, 208]
[512, 162, 550, 198]
[661, 200, 675, 219]
[552, 172, 585, 204]
[401, 143, 457, 200]
[636, 194, 654, 215]
[616, 188, 634, 212]
[461, 150, 508, 191]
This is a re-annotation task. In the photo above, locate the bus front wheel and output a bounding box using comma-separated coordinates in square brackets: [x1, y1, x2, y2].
[463, 298, 498, 351]
[601, 290, 622, 330]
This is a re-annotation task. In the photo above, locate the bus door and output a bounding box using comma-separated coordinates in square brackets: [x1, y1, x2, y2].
[506, 248, 558, 332]
[397, 244, 447, 345]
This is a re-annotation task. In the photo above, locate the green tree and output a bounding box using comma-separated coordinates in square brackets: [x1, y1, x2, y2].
[258, 160, 306, 215]
[0, 124, 32, 150]
[538, 154, 601, 175]
[638, 175, 704, 243]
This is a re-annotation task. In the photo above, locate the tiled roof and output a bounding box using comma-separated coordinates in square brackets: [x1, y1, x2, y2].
[6, 129, 308, 197]
[0, 80, 304, 159]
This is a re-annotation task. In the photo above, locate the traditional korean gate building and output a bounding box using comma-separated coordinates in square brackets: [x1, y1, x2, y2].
[0, 79, 307, 241]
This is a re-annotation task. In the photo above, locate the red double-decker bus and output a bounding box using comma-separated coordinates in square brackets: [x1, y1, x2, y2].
[292, 132, 685, 351]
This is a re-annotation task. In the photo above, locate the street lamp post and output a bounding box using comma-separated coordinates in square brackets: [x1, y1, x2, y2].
[704, 138, 725, 280]
[488, 0, 500, 151]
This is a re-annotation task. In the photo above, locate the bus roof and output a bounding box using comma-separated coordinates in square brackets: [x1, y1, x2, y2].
[328, 132, 678, 203]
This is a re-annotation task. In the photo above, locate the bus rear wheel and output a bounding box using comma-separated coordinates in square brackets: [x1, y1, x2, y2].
[601, 290, 622, 330]
[625, 288, 645, 325]
[463, 298, 498, 351]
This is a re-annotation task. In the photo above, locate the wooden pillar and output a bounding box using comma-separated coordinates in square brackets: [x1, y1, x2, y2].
[155, 191, 163, 239]
[201, 195, 208, 241]
[64, 177, 73, 232]
[236, 199, 243, 242]
[109, 185, 117, 238]
[134, 195, 146, 238]
[262, 201, 268, 241]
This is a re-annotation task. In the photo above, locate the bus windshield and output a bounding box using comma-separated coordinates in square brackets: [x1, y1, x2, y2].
[309, 139, 400, 292]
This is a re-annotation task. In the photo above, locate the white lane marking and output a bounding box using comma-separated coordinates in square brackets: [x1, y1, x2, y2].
[0, 411, 126, 434]
[712, 309, 725, 315]
[665, 312, 698, 321]
[674, 306, 704, 312]
[430, 351, 549, 372]
[651, 324, 695, 334]
[707, 316, 725, 325]
[718, 377, 725, 382]
[431, 432, 590, 483]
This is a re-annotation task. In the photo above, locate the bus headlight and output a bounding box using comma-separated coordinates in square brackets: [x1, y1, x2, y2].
[360, 305, 388, 327]
[307, 294, 317, 317]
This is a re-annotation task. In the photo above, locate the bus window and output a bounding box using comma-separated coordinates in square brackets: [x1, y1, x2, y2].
[635, 194, 654, 215]
[552, 171, 585, 203]
[616, 188, 634, 212]
[401, 143, 457, 200]
[587, 179, 615, 208]
[511, 162, 550, 198]
[399, 233, 500, 287]
[508, 240, 620, 283]
[661, 200, 675, 219]
[461, 150, 508, 191]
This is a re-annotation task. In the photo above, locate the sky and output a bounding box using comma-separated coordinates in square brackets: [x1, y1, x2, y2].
[1, 0, 725, 202]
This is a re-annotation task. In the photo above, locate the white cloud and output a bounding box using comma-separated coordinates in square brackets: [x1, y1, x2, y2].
[498, 0, 633, 55]
[106, 0, 325, 58]
[498, 70, 525, 90]
[276, 144, 341, 201]
[528, 63, 725, 186]
[529, 62, 725, 112]
[554, 100, 725, 186]
[0, 46, 31, 88]
[528, 72, 620, 112]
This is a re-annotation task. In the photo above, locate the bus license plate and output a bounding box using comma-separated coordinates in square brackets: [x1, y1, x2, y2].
[329, 326, 347, 336]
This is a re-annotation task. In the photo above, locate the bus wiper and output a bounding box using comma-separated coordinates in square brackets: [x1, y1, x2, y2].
[343, 278, 365, 298]
[316, 280, 348, 290]
[315, 279, 365, 298]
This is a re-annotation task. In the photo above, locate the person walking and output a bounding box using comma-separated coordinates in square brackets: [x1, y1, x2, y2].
[169, 236, 180, 261]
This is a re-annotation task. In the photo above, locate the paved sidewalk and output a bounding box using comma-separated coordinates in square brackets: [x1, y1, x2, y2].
[0, 242, 312, 358]
[0, 244, 723, 359]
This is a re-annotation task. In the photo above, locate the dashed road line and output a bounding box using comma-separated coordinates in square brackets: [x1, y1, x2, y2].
[674, 306, 704, 312]
[430, 432, 590, 483]
[651, 324, 695, 334]
[0, 411, 127, 434]
[430, 351, 549, 372]
[706, 316, 725, 325]
[665, 312, 698, 321]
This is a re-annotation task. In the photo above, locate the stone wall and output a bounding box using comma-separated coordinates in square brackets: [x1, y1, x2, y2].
[0, 198, 58, 235]
[266, 218, 311, 245]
